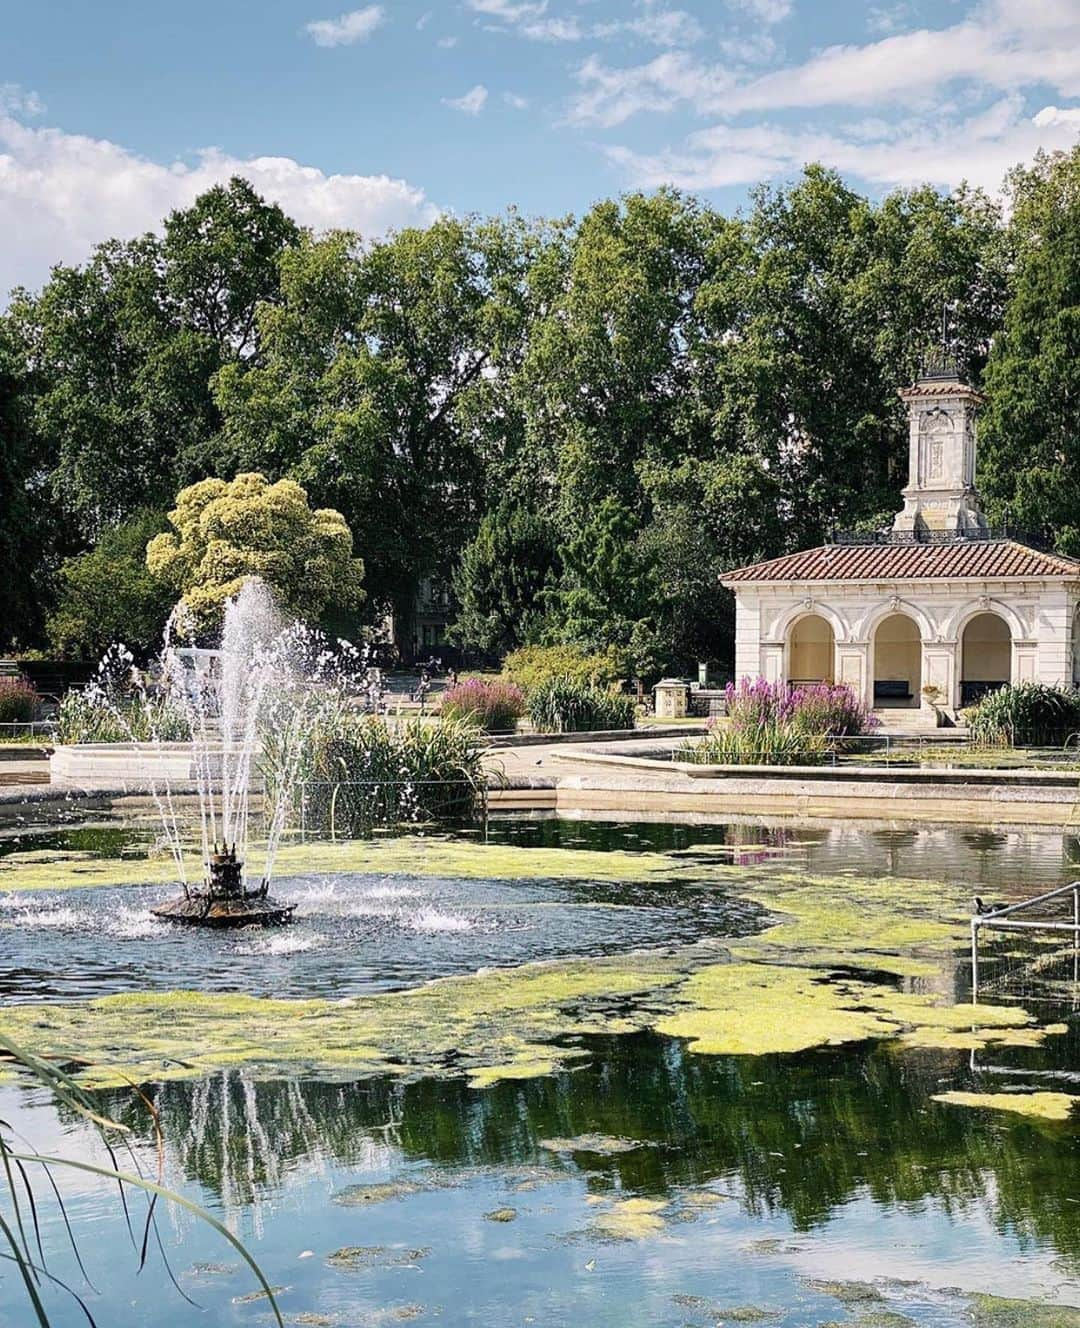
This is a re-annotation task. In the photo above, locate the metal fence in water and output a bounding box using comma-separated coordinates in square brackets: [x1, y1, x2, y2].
[295, 778, 489, 841]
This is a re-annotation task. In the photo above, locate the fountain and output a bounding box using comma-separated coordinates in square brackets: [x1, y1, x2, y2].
[141, 580, 348, 929]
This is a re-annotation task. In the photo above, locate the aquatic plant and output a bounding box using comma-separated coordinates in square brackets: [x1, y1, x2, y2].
[723, 677, 875, 738]
[262, 697, 487, 838]
[965, 681, 1080, 746]
[440, 678, 526, 732]
[527, 677, 637, 733]
[0, 1033, 281, 1326]
[0, 674, 40, 724]
[679, 677, 874, 765]
[678, 722, 831, 766]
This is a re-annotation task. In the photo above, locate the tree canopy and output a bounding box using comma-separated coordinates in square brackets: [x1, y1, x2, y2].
[3, 149, 1078, 673]
[146, 473, 364, 632]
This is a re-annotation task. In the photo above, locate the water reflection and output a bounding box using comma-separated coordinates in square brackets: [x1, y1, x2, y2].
[89, 1031, 1080, 1271]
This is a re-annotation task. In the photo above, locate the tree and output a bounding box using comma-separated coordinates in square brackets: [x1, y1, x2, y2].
[9, 179, 300, 541]
[449, 502, 559, 657]
[980, 147, 1080, 551]
[47, 510, 174, 660]
[146, 473, 364, 631]
[0, 319, 57, 650]
[214, 214, 542, 632]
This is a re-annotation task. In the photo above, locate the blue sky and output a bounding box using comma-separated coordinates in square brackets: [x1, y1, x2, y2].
[3, 0, 1080, 295]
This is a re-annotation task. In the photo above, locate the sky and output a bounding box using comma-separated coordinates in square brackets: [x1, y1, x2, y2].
[4, 0, 1080, 296]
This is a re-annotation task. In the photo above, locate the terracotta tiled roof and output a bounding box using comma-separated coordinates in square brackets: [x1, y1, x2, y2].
[722, 540, 1080, 584]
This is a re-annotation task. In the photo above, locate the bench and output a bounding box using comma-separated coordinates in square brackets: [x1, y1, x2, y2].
[873, 680, 913, 702]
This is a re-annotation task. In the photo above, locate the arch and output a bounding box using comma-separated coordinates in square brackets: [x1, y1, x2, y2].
[787, 613, 836, 685]
[856, 597, 936, 646]
[941, 597, 1027, 644]
[960, 611, 1011, 708]
[770, 601, 850, 646]
[871, 612, 922, 708]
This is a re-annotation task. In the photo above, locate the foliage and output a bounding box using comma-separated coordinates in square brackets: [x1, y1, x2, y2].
[723, 677, 876, 738]
[964, 682, 1080, 746]
[8, 178, 300, 541]
[54, 682, 190, 745]
[527, 677, 637, 733]
[980, 149, 1080, 551]
[679, 723, 831, 767]
[449, 502, 559, 656]
[146, 472, 364, 633]
[47, 510, 174, 660]
[502, 643, 629, 693]
[214, 214, 545, 628]
[440, 677, 526, 732]
[0, 1032, 282, 1326]
[680, 678, 873, 766]
[261, 697, 487, 838]
[0, 674, 39, 723]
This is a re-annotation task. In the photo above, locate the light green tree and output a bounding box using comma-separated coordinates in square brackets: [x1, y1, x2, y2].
[146, 473, 364, 631]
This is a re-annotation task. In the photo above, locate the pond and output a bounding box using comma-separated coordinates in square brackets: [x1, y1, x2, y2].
[2, 814, 1080, 1326]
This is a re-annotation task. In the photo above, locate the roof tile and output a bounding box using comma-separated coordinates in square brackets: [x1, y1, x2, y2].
[722, 540, 1080, 584]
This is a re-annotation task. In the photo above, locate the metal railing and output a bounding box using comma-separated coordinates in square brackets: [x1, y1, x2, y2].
[294, 777, 488, 841]
[971, 881, 1080, 999]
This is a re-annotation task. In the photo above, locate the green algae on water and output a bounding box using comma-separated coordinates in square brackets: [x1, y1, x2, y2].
[932, 1090, 1080, 1122]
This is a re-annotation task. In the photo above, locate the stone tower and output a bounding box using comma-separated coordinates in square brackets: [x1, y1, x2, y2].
[892, 346, 987, 537]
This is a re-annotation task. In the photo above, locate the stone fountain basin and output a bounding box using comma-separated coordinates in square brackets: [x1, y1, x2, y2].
[50, 742, 264, 793]
[152, 893, 295, 927]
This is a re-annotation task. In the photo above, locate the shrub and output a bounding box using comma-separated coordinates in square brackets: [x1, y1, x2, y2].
[262, 698, 487, 838]
[528, 677, 637, 734]
[440, 678, 526, 732]
[502, 644, 628, 694]
[679, 723, 830, 767]
[724, 677, 875, 738]
[965, 682, 1080, 746]
[55, 686, 191, 744]
[679, 676, 873, 767]
[0, 675, 39, 724]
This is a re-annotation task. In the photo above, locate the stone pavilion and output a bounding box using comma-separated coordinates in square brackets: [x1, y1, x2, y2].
[721, 353, 1080, 718]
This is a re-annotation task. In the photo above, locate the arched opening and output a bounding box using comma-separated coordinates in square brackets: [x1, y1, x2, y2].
[961, 612, 1011, 708]
[872, 613, 921, 708]
[788, 614, 835, 686]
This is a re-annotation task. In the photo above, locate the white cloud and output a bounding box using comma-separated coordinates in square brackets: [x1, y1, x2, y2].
[504, 92, 530, 109]
[443, 84, 489, 115]
[567, 0, 1080, 130]
[605, 96, 1080, 194]
[0, 115, 437, 299]
[1034, 105, 1080, 126]
[437, 34, 459, 47]
[466, 0, 702, 45]
[727, 0, 792, 23]
[305, 5, 384, 47]
[567, 51, 732, 127]
[0, 84, 45, 117]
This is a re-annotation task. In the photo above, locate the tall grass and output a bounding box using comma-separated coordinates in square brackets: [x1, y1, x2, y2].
[261, 696, 487, 838]
[678, 723, 831, 766]
[527, 677, 637, 734]
[440, 678, 526, 732]
[0, 675, 39, 724]
[0, 1033, 281, 1326]
[965, 682, 1080, 747]
[54, 687, 191, 744]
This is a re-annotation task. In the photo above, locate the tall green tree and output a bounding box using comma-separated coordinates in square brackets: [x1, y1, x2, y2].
[47, 510, 173, 659]
[449, 502, 559, 657]
[215, 214, 543, 630]
[9, 178, 299, 540]
[980, 146, 1080, 551]
[0, 319, 56, 650]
